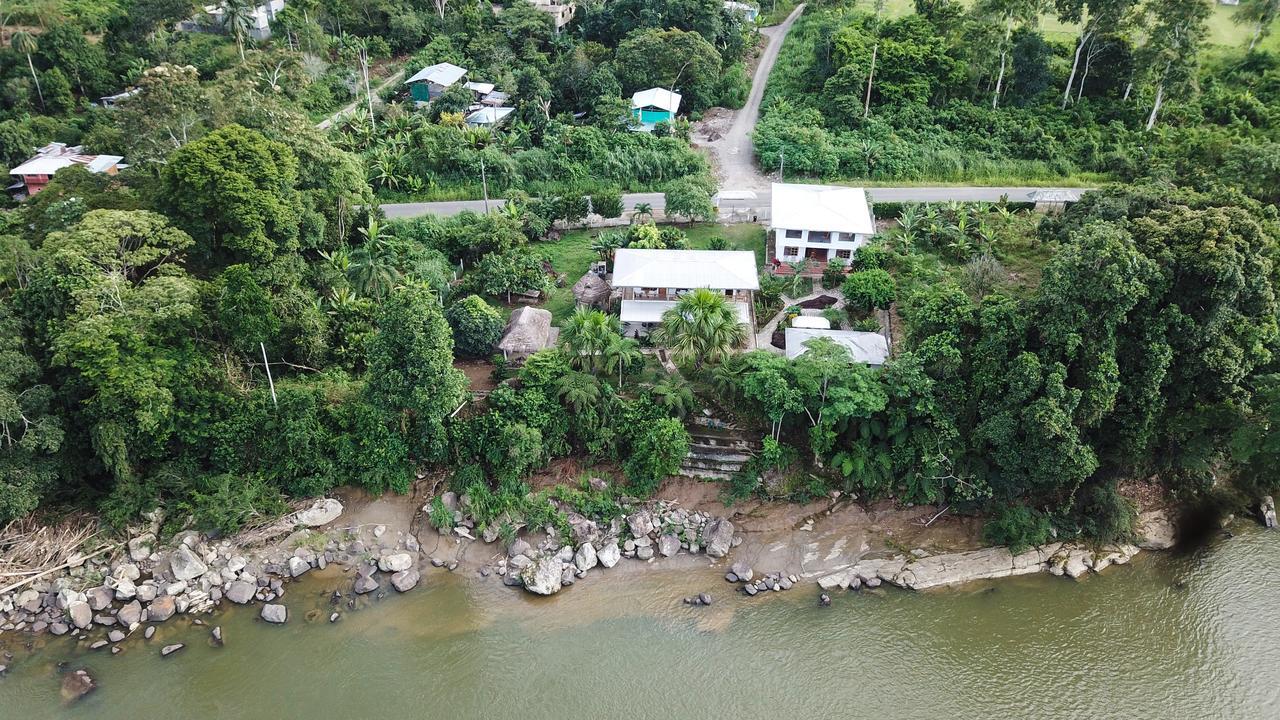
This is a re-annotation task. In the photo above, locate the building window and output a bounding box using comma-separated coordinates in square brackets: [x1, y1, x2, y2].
[782, 246, 799, 258]
[785, 229, 803, 239]
[809, 231, 831, 243]
[835, 249, 852, 259]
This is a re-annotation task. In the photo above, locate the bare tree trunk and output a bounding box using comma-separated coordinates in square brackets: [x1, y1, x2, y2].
[26, 54, 44, 109]
[992, 19, 1012, 110]
[1145, 81, 1165, 130]
[1077, 41, 1098, 103]
[863, 42, 878, 119]
[1250, 21, 1263, 51]
[1062, 28, 1093, 109]
[1123, 79, 1133, 101]
[361, 48, 375, 130]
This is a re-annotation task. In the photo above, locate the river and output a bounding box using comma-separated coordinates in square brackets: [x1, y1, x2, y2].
[2, 526, 1277, 719]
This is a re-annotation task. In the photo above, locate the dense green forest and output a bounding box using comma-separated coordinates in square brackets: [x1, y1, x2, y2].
[758, 0, 1280, 198]
[0, 0, 1278, 550]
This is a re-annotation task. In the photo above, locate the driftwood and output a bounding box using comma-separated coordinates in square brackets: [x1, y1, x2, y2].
[0, 542, 123, 596]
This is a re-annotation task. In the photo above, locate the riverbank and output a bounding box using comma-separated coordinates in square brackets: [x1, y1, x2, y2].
[1, 474, 1196, 686]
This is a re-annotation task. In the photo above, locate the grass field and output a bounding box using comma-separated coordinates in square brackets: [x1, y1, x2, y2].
[535, 223, 768, 322]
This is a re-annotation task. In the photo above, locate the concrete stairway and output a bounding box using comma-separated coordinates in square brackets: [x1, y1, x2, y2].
[681, 417, 759, 481]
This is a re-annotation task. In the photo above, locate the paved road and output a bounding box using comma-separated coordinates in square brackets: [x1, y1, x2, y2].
[378, 187, 1093, 220]
[316, 69, 406, 130]
[707, 3, 807, 191]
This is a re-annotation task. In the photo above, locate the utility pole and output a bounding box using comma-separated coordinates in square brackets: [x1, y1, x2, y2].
[779, 145, 785, 182]
[480, 153, 489, 213]
[260, 342, 277, 407]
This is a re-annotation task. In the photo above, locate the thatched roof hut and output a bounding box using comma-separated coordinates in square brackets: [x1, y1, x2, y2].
[572, 272, 610, 309]
[498, 306, 556, 361]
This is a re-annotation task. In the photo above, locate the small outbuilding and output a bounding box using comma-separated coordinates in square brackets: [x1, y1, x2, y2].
[572, 272, 611, 310]
[784, 328, 889, 365]
[498, 306, 558, 362]
[630, 88, 682, 130]
[405, 62, 468, 102]
[464, 106, 515, 128]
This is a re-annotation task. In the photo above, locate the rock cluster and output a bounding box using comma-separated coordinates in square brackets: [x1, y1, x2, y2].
[725, 563, 797, 596]
[483, 501, 738, 596]
[0, 498, 349, 645]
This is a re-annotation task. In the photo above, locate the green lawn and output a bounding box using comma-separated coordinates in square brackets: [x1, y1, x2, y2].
[535, 223, 768, 322]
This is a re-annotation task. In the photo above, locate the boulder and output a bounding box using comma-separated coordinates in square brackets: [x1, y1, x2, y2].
[627, 511, 655, 539]
[1136, 510, 1177, 550]
[391, 569, 421, 593]
[67, 601, 92, 630]
[169, 545, 208, 582]
[60, 669, 97, 702]
[353, 576, 378, 594]
[260, 604, 287, 624]
[1262, 496, 1277, 529]
[296, 498, 343, 527]
[378, 553, 414, 573]
[108, 629, 126, 643]
[700, 518, 734, 558]
[211, 626, 223, 646]
[729, 562, 753, 582]
[135, 583, 158, 603]
[128, 534, 155, 562]
[117, 600, 143, 627]
[113, 579, 137, 601]
[147, 595, 176, 622]
[573, 543, 598, 573]
[225, 581, 255, 605]
[508, 538, 532, 558]
[287, 556, 310, 578]
[113, 563, 141, 582]
[658, 534, 680, 558]
[597, 541, 621, 568]
[161, 643, 184, 657]
[636, 545, 654, 561]
[87, 586, 114, 612]
[519, 555, 564, 595]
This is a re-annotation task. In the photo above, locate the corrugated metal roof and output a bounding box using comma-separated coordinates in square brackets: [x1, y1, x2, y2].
[771, 183, 875, 235]
[612, 249, 759, 291]
[405, 62, 467, 87]
[630, 88, 682, 113]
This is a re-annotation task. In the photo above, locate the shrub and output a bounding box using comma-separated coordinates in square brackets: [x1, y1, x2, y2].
[624, 417, 690, 496]
[842, 269, 897, 311]
[982, 504, 1052, 553]
[821, 257, 846, 289]
[852, 245, 888, 270]
[1076, 483, 1136, 544]
[446, 294, 505, 358]
[428, 496, 456, 530]
[707, 235, 729, 251]
[591, 188, 624, 219]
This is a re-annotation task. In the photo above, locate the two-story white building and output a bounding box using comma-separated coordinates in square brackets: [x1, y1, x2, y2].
[612, 248, 758, 340]
[770, 183, 875, 265]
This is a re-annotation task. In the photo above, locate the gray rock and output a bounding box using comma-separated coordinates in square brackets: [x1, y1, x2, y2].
[296, 498, 343, 527]
[378, 552, 413, 573]
[146, 595, 176, 622]
[67, 601, 92, 630]
[353, 576, 378, 594]
[508, 538, 532, 558]
[743, 584, 758, 596]
[658, 534, 680, 558]
[1262, 496, 1277, 529]
[260, 604, 287, 624]
[161, 643, 184, 657]
[86, 586, 113, 612]
[1136, 510, 1177, 550]
[729, 562, 753, 582]
[391, 569, 420, 593]
[113, 563, 141, 582]
[519, 555, 564, 595]
[128, 534, 155, 562]
[60, 669, 96, 702]
[636, 545, 654, 560]
[698, 593, 712, 606]
[107, 630, 125, 643]
[90, 640, 108, 650]
[225, 581, 255, 605]
[144, 626, 156, 640]
[627, 511, 654, 539]
[169, 545, 208, 581]
[287, 556, 310, 578]
[113, 579, 137, 601]
[135, 583, 158, 603]
[211, 626, 223, 646]
[573, 543, 598, 573]
[596, 541, 621, 568]
[701, 518, 734, 558]
[50, 622, 69, 636]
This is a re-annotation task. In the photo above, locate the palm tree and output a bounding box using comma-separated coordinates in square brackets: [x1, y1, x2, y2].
[603, 335, 642, 387]
[632, 202, 653, 224]
[652, 288, 747, 370]
[556, 371, 602, 418]
[781, 260, 810, 299]
[348, 220, 402, 299]
[10, 31, 43, 109]
[222, 0, 255, 64]
[650, 376, 695, 418]
[559, 308, 621, 374]
[590, 232, 623, 267]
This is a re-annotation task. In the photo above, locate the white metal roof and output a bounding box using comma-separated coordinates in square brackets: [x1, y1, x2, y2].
[790, 315, 831, 329]
[621, 299, 751, 325]
[405, 62, 467, 87]
[785, 328, 889, 364]
[464, 81, 495, 95]
[464, 106, 514, 126]
[631, 87, 682, 113]
[771, 183, 875, 235]
[612, 249, 759, 291]
[9, 151, 123, 177]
